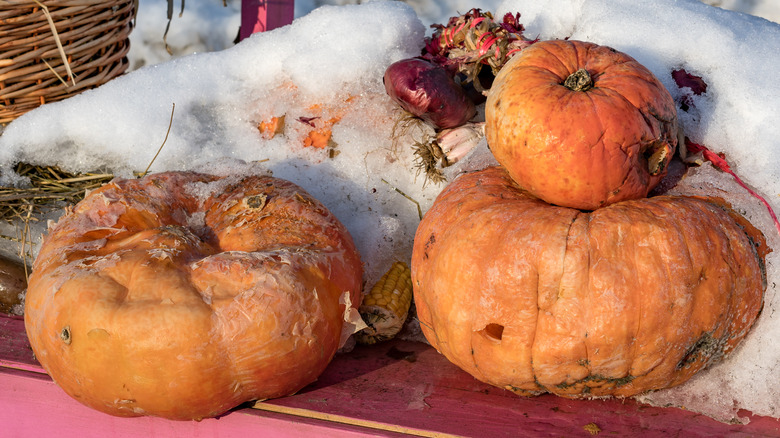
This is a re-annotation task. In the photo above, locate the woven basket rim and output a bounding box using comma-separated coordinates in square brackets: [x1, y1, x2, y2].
[0, 0, 129, 6]
[0, 0, 135, 125]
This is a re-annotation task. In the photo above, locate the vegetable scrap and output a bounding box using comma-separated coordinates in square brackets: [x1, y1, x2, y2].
[583, 423, 602, 435]
[355, 261, 413, 345]
[672, 68, 780, 236]
[258, 116, 285, 140]
[256, 98, 351, 152]
[422, 8, 536, 92]
[672, 68, 708, 110]
[299, 116, 340, 149]
[384, 9, 534, 186]
[685, 138, 780, 236]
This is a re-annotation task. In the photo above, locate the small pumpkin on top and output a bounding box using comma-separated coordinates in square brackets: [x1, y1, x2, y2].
[485, 39, 679, 210]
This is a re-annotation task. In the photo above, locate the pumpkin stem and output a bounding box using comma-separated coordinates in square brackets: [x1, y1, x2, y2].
[564, 69, 593, 92]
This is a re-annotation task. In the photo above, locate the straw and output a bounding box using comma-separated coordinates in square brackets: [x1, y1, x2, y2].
[0, 163, 114, 224]
[32, 0, 76, 86]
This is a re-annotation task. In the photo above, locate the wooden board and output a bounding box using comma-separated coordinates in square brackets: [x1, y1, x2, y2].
[2, 313, 779, 436]
[239, 0, 295, 40]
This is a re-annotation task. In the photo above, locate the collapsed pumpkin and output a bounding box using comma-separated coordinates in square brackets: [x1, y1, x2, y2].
[24, 171, 364, 420]
[411, 166, 765, 397]
[485, 39, 678, 210]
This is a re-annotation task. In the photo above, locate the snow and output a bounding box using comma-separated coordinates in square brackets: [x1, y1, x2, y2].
[127, 0, 242, 70]
[1, 0, 780, 424]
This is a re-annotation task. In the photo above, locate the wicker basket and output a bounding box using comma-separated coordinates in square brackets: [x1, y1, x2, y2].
[0, 0, 135, 125]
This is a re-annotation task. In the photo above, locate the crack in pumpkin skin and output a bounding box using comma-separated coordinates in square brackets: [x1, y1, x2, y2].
[411, 166, 765, 398]
[24, 171, 363, 420]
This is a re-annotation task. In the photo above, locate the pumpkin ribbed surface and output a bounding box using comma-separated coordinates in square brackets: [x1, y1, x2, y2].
[25, 171, 363, 420]
[411, 166, 764, 397]
[485, 39, 678, 210]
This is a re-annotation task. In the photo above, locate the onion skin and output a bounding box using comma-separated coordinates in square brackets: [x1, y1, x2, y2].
[384, 58, 476, 129]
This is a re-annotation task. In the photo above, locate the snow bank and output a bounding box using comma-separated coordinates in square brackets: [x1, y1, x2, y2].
[1, 0, 779, 423]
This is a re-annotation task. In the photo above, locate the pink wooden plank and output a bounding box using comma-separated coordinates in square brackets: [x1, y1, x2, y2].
[239, 0, 295, 40]
[2, 312, 779, 436]
[0, 313, 38, 373]
[0, 370, 404, 437]
[261, 340, 780, 437]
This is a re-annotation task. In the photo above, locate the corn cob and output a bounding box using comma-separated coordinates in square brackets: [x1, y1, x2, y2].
[355, 261, 413, 345]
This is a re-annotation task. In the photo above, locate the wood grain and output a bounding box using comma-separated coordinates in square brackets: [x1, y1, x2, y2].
[2, 313, 778, 436]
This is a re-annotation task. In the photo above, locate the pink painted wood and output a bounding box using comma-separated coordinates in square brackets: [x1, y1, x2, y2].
[239, 0, 295, 40]
[2, 312, 779, 436]
[0, 372, 405, 437]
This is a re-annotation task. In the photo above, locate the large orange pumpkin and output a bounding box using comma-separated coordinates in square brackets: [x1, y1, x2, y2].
[25, 171, 363, 420]
[411, 167, 765, 397]
[485, 40, 678, 210]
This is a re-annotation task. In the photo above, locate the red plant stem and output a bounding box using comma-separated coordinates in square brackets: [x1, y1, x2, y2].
[470, 16, 486, 28]
[444, 22, 467, 46]
[477, 34, 499, 57]
[686, 138, 780, 236]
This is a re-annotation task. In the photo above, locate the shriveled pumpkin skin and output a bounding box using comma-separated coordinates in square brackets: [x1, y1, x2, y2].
[25, 171, 363, 420]
[485, 39, 678, 210]
[411, 166, 764, 397]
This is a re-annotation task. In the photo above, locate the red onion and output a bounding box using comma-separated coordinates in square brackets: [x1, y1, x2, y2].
[383, 58, 476, 129]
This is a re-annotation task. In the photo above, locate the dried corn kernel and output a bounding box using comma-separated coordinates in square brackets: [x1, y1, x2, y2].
[355, 261, 413, 345]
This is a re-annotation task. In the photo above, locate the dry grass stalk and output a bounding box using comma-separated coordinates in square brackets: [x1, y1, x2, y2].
[381, 178, 423, 221]
[0, 163, 112, 271]
[32, 0, 76, 87]
[1, 164, 114, 267]
[0, 163, 113, 224]
[138, 102, 176, 178]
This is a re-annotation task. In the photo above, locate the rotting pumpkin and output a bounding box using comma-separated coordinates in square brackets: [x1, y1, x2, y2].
[24, 171, 364, 420]
[411, 166, 765, 397]
[485, 39, 679, 210]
